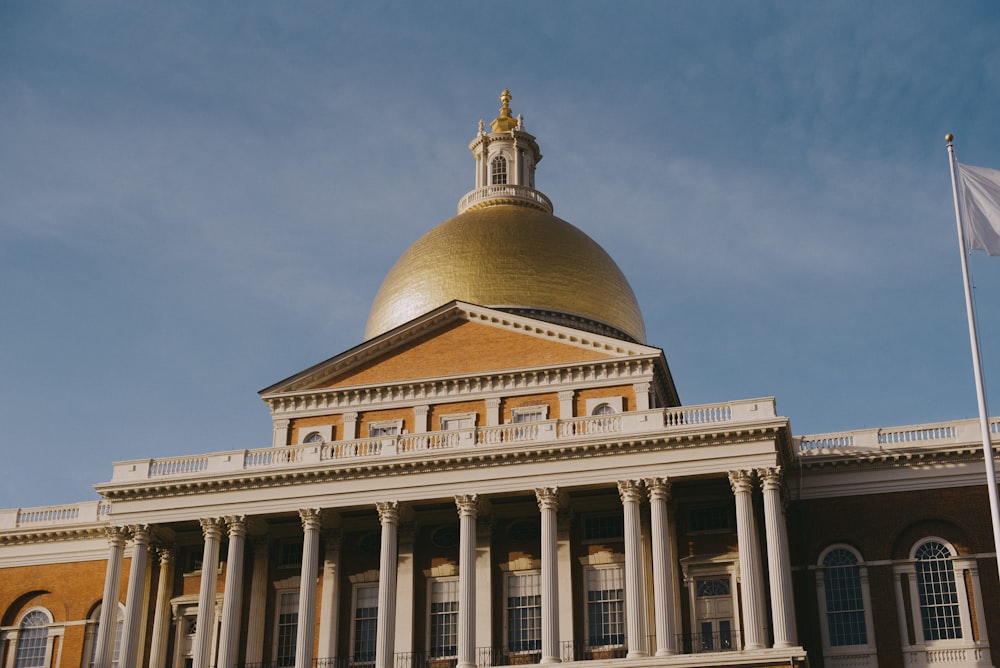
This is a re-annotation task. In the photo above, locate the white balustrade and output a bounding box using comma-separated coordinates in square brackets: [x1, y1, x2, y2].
[322, 438, 383, 460]
[244, 446, 305, 468]
[149, 456, 209, 476]
[558, 414, 621, 437]
[397, 431, 462, 452]
[457, 185, 553, 214]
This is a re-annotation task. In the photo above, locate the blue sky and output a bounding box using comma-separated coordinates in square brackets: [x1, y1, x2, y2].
[3, 1, 1000, 509]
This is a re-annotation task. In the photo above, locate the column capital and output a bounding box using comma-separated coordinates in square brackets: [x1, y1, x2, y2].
[557, 390, 575, 401]
[644, 477, 671, 503]
[105, 525, 128, 547]
[617, 479, 644, 505]
[224, 515, 248, 538]
[535, 487, 559, 512]
[455, 494, 479, 518]
[273, 418, 291, 428]
[299, 508, 323, 533]
[156, 546, 175, 566]
[344, 411, 359, 421]
[200, 517, 223, 540]
[376, 501, 400, 525]
[756, 466, 783, 492]
[485, 398, 501, 408]
[128, 524, 151, 545]
[728, 469, 755, 495]
[414, 405, 430, 416]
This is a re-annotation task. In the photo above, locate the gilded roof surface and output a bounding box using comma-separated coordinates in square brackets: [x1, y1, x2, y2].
[364, 205, 647, 343]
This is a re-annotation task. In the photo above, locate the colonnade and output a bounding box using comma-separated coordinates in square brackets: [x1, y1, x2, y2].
[92, 468, 797, 668]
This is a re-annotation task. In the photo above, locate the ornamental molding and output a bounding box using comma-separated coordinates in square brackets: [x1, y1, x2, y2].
[260, 302, 662, 398]
[95, 421, 789, 504]
[0, 525, 108, 547]
[264, 357, 661, 418]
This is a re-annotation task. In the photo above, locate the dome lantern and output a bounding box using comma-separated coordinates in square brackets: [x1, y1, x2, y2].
[459, 89, 551, 214]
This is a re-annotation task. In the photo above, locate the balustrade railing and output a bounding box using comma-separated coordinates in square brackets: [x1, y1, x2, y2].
[111, 398, 776, 483]
[675, 630, 740, 654]
[559, 641, 626, 662]
[393, 652, 455, 668]
[798, 415, 1000, 456]
[457, 185, 553, 214]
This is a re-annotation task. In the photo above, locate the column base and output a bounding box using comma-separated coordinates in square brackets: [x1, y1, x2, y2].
[540, 657, 561, 664]
[654, 649, 676, 657]
[626, 651, 649, 659]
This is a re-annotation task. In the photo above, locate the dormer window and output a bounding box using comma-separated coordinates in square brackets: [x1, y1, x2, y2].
[491, 156, 508, 185]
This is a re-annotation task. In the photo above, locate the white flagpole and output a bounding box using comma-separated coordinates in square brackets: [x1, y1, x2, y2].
[946, 134, 1000, 580]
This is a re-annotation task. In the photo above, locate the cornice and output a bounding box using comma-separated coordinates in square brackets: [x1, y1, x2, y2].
[794, 443, 988, 473]
[264, 356, 660, 417]
[0, 524, 107, 547]
[96, 421, 788, 504]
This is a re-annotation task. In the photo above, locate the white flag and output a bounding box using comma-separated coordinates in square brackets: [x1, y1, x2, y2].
[959, 162, 1000, 255]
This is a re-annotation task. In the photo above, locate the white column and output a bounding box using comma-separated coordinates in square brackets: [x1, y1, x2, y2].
[120, 525, 151, 668]
[758, 468, 797, 648]
[536, 488, 561, 664]
[217, 517, 247, 668]
[475, 517, 492, 664]
[244, 538, 270, 664]
[556, 510, 574, 658]
[729, 471, 765, 650]
[297, 509, 323, 668]
[632, 383, 651, 411]
[486, 398, 501, 427]
[148, 547, 175, 668]
[395, 523, 417, 656]
[344, 412, 359, 439]
[318, 531, 343, 662]
[194, 518, 223, 668]
[557, 392, 574, 420]
[618, 480, 647, 658]
[94, 526, 127, 668]
[644, 478, 677, 656]
[273, 418, 291, 447]
[375, 501, 400, 668]
[455, 495, 479, 668]
[414, 406, 430, 433]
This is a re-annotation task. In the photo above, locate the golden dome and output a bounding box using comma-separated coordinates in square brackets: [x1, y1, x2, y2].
[364, 205, 647, 343]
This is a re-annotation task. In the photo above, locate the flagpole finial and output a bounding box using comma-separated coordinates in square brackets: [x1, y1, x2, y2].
[945, 133, 954, 144]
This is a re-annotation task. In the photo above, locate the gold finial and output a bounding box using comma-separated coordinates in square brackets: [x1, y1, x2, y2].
[490, 88, 518, 133]
[945, 133, 954, 143]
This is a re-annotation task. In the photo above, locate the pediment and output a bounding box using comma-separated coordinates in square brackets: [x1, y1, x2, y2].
[260, 302, 661, 396]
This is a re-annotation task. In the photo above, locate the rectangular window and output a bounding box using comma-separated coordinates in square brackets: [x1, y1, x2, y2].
[687, 505, 731, 533]
[275, 591, 299, 667]
[440, 413, 476, 431]
[586, 567, 625, 648]
[512, 406, 547, 423]
[353, 585, 378, 664]
[583, 515, 624, 541]
[507, 573, 541, 653]
[429, 579, 459, 658]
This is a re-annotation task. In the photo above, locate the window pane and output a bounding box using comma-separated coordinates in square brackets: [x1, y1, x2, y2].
[430, 580, 459, 658]
[354, 585, 378, 663]
[491, 156, 508, 185]
[14, 611, 49, 668]
[822, 549, 868, 646]
[915, 541, 963, 641]
[276, 592, 299, 667]
[507, 573, 541, 652]
[586, 568, 624, 647]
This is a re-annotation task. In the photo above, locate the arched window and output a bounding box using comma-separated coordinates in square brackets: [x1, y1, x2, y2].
[591, 403, 615, 416]
[822, 548, 867, 646]
[303, 431, 324, 444]
[491, 156, 508, 185]
[13, 609, 52, 668]
[914, 540, 962, 641]
[84, 603, 124, 668]
[816, 545, 876, 666]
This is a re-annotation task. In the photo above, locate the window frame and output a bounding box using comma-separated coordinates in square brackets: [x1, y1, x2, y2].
[511, 406, 548, 424]
[368, 419, 403, 438]
[815, 544, 877, 662]
[349, 583, 379, 665]
[6, 607, 58, 668]
[583, 564, 626, 650]
[439, 413, 477, 431]
[82, 602, 125, 668]
[504, 570, 542, 655]
[272, 588, 300, 668]
[490, 155, 508, 185]
[426, 576, 460, 659]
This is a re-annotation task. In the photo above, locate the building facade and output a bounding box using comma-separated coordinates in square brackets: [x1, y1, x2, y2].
[1, 91, 998, 668]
